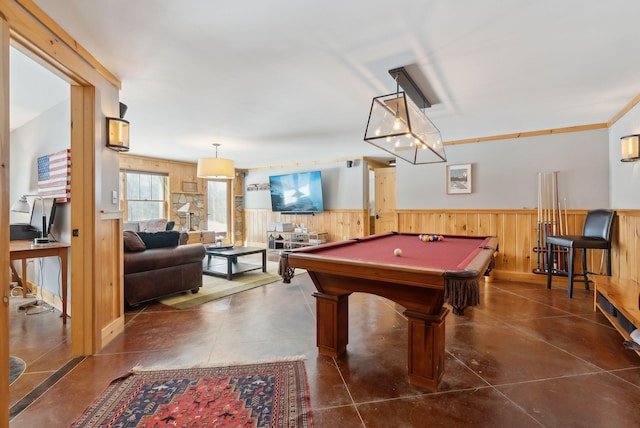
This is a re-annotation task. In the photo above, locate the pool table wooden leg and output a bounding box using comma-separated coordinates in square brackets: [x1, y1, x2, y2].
[405, 307, 449, 391]
[313, 292, 349, 357]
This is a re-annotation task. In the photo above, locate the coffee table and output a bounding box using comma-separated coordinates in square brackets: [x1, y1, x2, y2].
[203, 246, 267, 280]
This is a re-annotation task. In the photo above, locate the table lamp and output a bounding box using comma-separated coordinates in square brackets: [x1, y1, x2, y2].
[177, 203, 192, 231]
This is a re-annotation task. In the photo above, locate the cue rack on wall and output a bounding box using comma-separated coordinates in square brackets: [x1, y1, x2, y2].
[533, 171, 569, 275]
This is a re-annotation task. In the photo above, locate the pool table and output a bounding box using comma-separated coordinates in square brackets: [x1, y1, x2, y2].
[280, 232, 498, 390]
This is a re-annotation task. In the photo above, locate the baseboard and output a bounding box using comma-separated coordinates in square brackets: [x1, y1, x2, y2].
[101, 317, 125, 348]
[491, 269, 569, 287]
[28, 284, 65, 314]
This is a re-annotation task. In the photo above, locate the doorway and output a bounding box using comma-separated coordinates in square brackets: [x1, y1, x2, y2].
[8, 45, 74, 410]
[369, 167, 398, 234]
[2, 7, 112, 424]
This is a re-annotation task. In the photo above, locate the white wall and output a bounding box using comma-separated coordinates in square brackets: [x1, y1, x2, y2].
[244, 160, 365, 210]
[10, 100, 70, 298]
[397, 129, 610, 209]
[243, 130, 611, 213]
[99, 100, 124, 211]
[10, 100, 70, 223]
[609, 102, 640, 208]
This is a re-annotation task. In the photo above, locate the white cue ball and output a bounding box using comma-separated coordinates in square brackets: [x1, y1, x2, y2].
[394, 248, 402, 256]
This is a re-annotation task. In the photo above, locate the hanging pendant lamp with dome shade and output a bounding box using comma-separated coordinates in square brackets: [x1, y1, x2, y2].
[197, 143, 235, 179]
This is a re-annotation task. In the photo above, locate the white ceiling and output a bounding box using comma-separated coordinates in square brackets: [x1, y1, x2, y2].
[11, 1, 640, 168]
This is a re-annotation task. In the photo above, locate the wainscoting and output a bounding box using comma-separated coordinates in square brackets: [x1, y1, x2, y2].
[245, 208, 640, 285]
[615, 210, 640, 283]
[397, 209, 588, 284]
[244, 209, 369, 247]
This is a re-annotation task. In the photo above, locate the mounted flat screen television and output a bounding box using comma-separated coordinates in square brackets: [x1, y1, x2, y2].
[269, 171, 324, 213]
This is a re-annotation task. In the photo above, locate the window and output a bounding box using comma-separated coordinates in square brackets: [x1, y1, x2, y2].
[120, 170, 168, 221]
[207, 180, 230, 240]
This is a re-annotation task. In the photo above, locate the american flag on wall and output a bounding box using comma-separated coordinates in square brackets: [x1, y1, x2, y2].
[37, 148, 71, 202]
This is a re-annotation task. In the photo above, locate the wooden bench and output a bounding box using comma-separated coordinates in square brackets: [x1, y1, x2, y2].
[592, 275, 640, 356]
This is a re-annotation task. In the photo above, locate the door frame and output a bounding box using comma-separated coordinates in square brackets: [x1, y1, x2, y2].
[1, 2, 121, 424]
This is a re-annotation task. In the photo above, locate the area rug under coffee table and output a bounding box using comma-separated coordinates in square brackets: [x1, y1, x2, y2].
[159, 261, 305, 310]
[70, 360, 313, 427]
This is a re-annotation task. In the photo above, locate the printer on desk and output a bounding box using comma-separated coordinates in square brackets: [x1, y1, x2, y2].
[10, 223, 41, 241]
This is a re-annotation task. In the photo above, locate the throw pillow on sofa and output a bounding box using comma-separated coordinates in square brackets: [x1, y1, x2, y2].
[139, 218, 168, 232]
[137, 231, 181, 249]
[123, 231, 146, 252]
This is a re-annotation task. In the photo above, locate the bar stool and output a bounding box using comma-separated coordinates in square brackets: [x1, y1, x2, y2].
[546, 209, 615, 298]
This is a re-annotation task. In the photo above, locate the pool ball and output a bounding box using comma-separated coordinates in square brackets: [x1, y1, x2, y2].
[394, 248, 402, 256]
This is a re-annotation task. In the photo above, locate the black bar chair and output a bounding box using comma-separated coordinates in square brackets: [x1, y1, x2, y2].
[546, 209, 615, 298]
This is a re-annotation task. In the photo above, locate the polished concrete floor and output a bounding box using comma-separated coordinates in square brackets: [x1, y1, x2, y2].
[9, 266, 640, 427]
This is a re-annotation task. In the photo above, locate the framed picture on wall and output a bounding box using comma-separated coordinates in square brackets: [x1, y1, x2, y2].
[446, 163, 472, 194]
[182, 181, 198, 193]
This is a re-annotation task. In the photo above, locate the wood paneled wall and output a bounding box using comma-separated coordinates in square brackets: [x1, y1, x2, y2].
[119, 154, 211, 230]
[614, 210, 640, 283]
[246, 208, 640, 285]
[396, 209, 589, 284]
[244, 209, 369, 246]
[97, 212, 124, 350]
[116, 155, 640, 286]
[119, 154, 204, 195]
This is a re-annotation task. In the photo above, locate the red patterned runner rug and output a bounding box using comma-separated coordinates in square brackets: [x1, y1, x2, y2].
[70, 360, 313, 427]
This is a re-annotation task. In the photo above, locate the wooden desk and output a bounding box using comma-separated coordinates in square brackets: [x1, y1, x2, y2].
[9, 240, 70, 324]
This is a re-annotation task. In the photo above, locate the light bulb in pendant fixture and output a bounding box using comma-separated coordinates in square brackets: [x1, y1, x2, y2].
[393, 108, 402, 130]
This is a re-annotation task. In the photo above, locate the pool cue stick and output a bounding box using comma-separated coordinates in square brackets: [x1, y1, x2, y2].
[537, 173, 541, 270]
[564, 198, 568, 235]
[562, 197, 568, 271]
[599, 251, 605, 274]
[555, 172, 562, 236]
[550, 172, 556, 268]
[540, 172, 545, 270]
[554, 171, 562, 269]
[552, 172, 557, 268]
[553, 172, 562, 235]
[538, 172, 546, 267]
[542, 174, 548, 237]
[547, 172, 551, 236]
[550, 172, 555, 267]
[540, 174, 547, 239]
[544, 173, 549, 270]
[552, 172, 557, 236]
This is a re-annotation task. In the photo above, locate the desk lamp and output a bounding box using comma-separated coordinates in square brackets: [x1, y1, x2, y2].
[11, 194, 49, 244]
[11, 195, 31, 213]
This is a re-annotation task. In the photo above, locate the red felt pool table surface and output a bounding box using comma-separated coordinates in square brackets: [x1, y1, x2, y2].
[282, 232, 499, 391]
[293, 233, 494, 272]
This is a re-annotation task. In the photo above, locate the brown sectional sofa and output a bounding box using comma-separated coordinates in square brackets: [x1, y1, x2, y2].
[123, 230, 206, 306]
